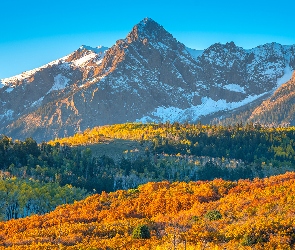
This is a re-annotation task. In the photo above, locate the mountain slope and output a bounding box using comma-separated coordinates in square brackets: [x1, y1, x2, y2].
[247, 71, 295, 126]
[0, 45, 108, 139]
[0, 18, 294, 141]
[217, 71, 295, 126]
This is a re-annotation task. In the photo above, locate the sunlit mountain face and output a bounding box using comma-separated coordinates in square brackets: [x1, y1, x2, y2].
[0, 18, 294, 142]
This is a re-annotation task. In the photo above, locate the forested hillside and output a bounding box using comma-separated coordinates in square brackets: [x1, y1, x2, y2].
[0, 178, 88, 220]
[1, 122, 295, 222]
[1, 172, 295, 249]
[2, 123, 295, 194]
[0, 137, 90, 220]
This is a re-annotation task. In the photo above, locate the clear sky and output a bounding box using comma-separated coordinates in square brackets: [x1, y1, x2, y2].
[1, 0, 295, 79]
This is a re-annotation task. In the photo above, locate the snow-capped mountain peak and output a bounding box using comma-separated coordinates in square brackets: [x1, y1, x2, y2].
[126, 17, 176, 46]
[0, 18, 294, 142]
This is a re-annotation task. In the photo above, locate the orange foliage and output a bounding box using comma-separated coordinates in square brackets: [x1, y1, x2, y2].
[2, 172, 295, 249]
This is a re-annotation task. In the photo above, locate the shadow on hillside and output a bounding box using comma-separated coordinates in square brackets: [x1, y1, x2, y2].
[80, 139, 150, 162]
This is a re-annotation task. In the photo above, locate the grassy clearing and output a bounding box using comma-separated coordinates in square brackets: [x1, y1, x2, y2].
[79, 139, 150, 161]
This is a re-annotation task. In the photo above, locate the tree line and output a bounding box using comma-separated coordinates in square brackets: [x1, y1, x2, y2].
[0, 178, 88, 220]
[1, 123, 295, 195]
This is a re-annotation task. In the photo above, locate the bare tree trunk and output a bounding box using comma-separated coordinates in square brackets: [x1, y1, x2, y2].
[173, 234, 176, 250]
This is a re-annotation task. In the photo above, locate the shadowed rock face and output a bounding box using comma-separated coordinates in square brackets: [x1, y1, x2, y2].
[0, 18, 294, 142]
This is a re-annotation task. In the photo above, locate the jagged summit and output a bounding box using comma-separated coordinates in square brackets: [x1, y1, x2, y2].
[126, 17, 175, 46]
[140, 17, 154, 24]
[136, 17, 160, 30]
[136, 17, 163, 32]
[203, 41, 244, 53]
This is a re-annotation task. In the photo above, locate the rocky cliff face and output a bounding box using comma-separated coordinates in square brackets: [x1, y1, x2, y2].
[0, 18, 294, 141]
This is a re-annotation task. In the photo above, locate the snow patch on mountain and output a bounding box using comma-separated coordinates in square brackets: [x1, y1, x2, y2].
[277, 66, 293, 86]
[1, 45, 108, 86]
[58, 62, 71, 70]
[138, 93, 267, 123]
[48, 74, 70, 92]
[73, 46, 107, 67]
[72, 53, 98, 67]
[31, 97, 44, 107]
[0, 109, 14, 121]
[5, 87, 14, 93]
[1, 55, 71, 85]
[222, 84, 246, 93]
[152, 107, 183, 122]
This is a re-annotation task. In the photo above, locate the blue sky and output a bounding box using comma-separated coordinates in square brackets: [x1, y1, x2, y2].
[1, 0, 295, 79]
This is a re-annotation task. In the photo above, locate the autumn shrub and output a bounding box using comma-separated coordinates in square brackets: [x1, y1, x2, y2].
[190, 215, 199, 223]
[241, 234, 256, 246]
[132, 224, 151, 239]
[3, 173, 295, 249]
[127, 188, 140, 197]
[241, 231, 269, 247]
[205, 210, 222, 221]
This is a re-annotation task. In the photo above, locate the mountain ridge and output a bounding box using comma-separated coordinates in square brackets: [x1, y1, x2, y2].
[0, 17, 294, 141]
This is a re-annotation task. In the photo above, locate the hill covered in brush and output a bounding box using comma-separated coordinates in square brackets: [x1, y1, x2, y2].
[1, 172, 295, 249]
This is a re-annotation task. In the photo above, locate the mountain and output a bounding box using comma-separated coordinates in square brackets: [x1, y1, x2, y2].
[222, 71, 295, 126]
[0, 17, 294, 141]
[0, 44, 108, 140]
[249, 71, 295, 126]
